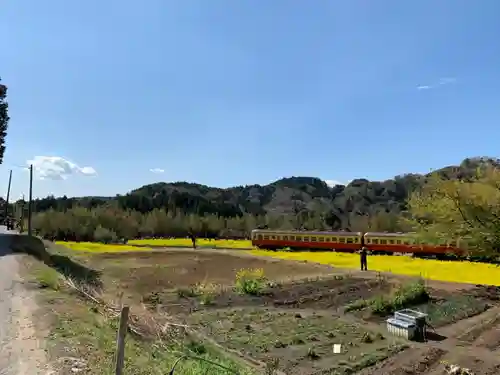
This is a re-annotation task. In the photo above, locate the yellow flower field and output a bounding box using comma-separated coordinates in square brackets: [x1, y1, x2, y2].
[249, 250, 500, 286]
[56, 241, 153, 253]
[128, 238, 254, 249]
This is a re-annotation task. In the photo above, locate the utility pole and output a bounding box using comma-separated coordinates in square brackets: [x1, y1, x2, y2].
[4, 169, 12, 220]
[19, 194, 25, 233]
[28, 164, 33, 236]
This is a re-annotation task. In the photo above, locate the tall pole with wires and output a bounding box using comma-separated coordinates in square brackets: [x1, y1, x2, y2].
[28, 164, 33, 236]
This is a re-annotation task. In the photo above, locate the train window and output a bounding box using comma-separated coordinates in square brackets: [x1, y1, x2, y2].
[271, 235, 276, 240]
[371, 239, 379, 244]
[396, 240, 402, 245]
[389, 239, 395, 245]
[380, 239, 387, 245]
[264, 235, 269, 240]
[311, 237, 317, 242]
[346, 238, 353, 244]
[318, 237, 324, 242]
[257, 235, 263, 240]
[296, 236, 302, 242]
[403, 240, 410, 245]
[290, 236, 295, 240]
[283, 236, 288, 241]
[303, 237, 310, 242]
[331, 237, 337, 242]
[339, 238, 346, 243]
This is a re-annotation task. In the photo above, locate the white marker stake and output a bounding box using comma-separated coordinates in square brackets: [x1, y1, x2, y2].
[333, 344, 341, 354]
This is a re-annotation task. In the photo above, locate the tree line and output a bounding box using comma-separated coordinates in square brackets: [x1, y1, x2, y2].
[23, 203, 406, 243]
[24, 163, 500, 260]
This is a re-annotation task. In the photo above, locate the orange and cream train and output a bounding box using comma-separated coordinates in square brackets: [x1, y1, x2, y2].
[250, 229, 467, 258]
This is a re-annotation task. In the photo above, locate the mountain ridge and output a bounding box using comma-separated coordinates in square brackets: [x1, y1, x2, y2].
[23, 156, 499, 233]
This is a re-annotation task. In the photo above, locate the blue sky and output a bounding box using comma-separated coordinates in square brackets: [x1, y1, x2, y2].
[1, 0, 499, 199]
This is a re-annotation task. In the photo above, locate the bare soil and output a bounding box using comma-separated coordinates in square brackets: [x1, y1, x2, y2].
[76, 248, 500, 374]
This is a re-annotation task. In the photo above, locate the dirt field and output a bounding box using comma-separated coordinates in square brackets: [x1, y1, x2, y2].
[77, 248, 500, 374]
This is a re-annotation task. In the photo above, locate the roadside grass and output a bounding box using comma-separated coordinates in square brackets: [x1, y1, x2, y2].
[24, 248, 255, 375]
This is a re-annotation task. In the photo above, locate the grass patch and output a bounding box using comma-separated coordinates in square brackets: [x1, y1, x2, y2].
[414, 294, 490, 327]
[175, 282, 223, 306]
[345, 280, 429, 315]
[33, 266, 62, 291]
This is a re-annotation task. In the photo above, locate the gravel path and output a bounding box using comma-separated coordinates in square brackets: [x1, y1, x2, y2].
[0, 228, 51, 374]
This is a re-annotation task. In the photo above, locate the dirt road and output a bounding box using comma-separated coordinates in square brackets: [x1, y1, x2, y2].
[0, 228, 50, 374]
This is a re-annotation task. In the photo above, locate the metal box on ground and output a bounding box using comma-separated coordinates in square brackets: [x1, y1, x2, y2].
[394, 309, 428, 340]
[386, 317, 416, 340]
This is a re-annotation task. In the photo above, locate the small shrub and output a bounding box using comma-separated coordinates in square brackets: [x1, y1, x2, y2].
[195, 282, 219, 305]
[235, 268, 267, 295]
[372, 279, 429, 315]
[371, 295, 392, 315]
[265, 357, 280, 375]
[360, 332, 374, 343]
[345, 299, 369, 312]
[176, 286, 199, 298]
[307, 347, 320, 360]
[185, 339, 207, 355]
[142, 291, 162, 307]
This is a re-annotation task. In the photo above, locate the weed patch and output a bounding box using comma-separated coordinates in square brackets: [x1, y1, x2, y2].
[346, 280, 430, 316]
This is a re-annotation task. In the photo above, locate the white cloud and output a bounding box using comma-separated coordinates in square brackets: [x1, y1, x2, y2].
[150, 168, 165, 174]
[417, 77, 457, 91]
[439, 77, 456, 85]
[26, 156, 97, 180]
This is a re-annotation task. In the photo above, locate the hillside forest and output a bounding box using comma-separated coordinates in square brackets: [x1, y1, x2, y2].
[5, 157, 500, 250]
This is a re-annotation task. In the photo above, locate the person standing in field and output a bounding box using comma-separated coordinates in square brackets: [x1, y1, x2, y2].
[189, 232, 197, 249]
[360, 247, 368, 271]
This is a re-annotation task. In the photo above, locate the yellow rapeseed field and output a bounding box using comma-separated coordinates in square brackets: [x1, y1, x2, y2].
[56, 241, 153, 253]
[128, 238, 254, 249]
[249, 250, 500, 286]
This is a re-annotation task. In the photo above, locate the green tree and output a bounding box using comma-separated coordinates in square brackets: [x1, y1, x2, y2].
[0, 78, 9, 163]
[404, 167, 500, 256]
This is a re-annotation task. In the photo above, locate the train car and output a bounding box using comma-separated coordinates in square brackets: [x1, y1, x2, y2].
[251, 229, 363, 251]
[363, 232, 411, 255]
[251, 229, 468, 257]
[363, 232, 464, 257]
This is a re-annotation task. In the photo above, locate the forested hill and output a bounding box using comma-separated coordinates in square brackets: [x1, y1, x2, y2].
[25, 157, 500, 231]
